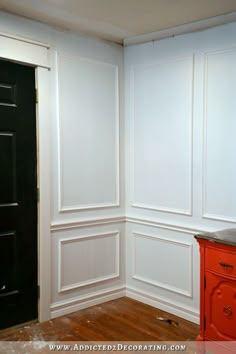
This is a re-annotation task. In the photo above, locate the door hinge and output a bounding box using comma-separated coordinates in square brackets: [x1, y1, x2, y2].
[38, 285, 40, 299]
[204, 275, 206, 289]
[37, 187, 40, 203]
[204, 315, 206, 330]
[35, 88, 38, 104]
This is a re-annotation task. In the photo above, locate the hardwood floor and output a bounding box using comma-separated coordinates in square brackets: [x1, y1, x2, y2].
[0, 297, 199, 341]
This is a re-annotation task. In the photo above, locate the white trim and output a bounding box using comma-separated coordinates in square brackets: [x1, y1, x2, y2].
[0, 34, 50, 69]
[56, 52, 120, 212]
[60, 202, 120, 212]
[51, 216, 126, 231]
[58, 232, 120, 293]
[50, 285, 125, 318]
[0, 34, 51, 322]
[0, 31, 50, 48]
[132, 232, 193, 298]
[124, 12, 236, 46]
[51, 214, 220, 234]
[50, 284, 199, 324]
[126, 216, 216, 235]
[131, 203, 192, 216]
[202, 213, 236, 224]
[51, 214, 218, 234]
[202, 48, 236, 224]
[131, 56, 194, 216]
[126, 286, 199, 324]
[36, 67, 51, 321]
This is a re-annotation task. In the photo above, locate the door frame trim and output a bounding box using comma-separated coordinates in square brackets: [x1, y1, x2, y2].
[0, 34, 51, 321]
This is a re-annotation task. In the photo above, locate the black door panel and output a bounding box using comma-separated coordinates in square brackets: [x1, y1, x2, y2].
[0, 60, 37, 329]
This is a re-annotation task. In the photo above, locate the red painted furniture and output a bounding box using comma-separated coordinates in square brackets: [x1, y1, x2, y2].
[195, 229, 236, 342]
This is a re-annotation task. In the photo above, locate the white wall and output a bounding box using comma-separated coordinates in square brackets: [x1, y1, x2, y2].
[125, 22, 236, 323]
[1, 10, 236, 325]
[0, 11, 126, 318]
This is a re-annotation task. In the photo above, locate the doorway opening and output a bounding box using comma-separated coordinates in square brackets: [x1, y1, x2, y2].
[0, 59, 38, 330]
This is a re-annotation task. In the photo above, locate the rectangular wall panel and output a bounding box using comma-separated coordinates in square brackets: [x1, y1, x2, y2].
[58, 232, 120, 292]
[132, 232, 193, 297]
[57, 53, 119, 212]
[132, 57, 193, 215]
[203, 49, 236, 222]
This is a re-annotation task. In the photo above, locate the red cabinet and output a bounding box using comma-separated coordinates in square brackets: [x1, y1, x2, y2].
[195, 231, 236, 342]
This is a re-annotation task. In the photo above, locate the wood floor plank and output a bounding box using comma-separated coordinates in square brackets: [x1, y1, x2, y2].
[0, 297, 199, 341]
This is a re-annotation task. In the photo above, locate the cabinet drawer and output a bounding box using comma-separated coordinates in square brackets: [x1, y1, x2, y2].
[205, 247, 236, 277]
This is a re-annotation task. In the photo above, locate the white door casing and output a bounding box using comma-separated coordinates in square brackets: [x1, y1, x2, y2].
[0, 32, 51, 321]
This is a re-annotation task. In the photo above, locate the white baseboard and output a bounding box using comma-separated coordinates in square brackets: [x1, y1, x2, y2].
[50, 284, 199, 325]
[126, 286, 200, 325]
[50, 285, 126, 318]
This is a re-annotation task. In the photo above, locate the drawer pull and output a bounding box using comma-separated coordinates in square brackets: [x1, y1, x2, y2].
[219, 261, 234, 268]
[224, 305, 232, 317]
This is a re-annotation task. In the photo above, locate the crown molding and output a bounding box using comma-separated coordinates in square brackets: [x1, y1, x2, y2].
[124, 12, 236, 46]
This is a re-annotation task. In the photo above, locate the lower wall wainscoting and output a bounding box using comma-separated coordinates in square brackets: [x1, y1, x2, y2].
[50, 285, 126, 318]
[126, 286, 199, 324]
[50, 284, 199, 324]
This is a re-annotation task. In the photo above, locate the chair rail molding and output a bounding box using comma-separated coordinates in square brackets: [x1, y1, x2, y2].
[51, 216, 126, 232]
[126, 216, 216, 235]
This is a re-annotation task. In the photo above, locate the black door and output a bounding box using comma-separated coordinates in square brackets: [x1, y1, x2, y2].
[0, 60, 37, 329]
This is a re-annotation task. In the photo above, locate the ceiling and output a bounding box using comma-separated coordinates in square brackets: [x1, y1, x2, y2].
[0, 0, 236, 44]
